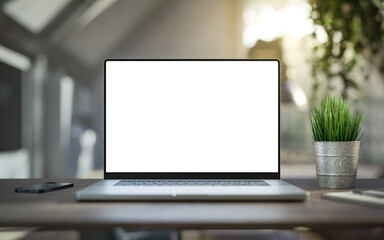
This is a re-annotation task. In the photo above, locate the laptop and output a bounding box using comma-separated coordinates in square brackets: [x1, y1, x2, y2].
[76, 59, 307, 201]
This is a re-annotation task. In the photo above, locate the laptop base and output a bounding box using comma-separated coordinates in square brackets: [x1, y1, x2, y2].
[76, 179, 307, 201]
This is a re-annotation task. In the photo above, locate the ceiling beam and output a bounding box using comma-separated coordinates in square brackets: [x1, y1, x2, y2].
[39, 0, 94, 39]
[0, 11, 94, 85]
[40, 0, 96, 44]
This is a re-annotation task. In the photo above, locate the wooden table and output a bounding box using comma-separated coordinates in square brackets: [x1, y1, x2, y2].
[0, 179, 383, 239]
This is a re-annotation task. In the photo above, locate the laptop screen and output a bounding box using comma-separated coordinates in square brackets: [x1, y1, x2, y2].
[105, 60, 279, 176]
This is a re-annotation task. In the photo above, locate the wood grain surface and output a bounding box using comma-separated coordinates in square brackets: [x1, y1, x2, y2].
[0, 179, 383, 230]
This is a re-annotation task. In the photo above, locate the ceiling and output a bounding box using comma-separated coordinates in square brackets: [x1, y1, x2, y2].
[1, 0, 164, 71]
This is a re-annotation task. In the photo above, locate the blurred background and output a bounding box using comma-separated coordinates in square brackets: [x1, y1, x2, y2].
[0, 0, 383, 179]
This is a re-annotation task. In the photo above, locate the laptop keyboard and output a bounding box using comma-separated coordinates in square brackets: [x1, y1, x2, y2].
[114, 180, 269, 186]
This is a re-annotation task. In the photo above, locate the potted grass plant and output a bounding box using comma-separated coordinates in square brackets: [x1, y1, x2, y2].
[309, 94, 364, 188]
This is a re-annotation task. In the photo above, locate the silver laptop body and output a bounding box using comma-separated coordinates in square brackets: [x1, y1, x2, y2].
[76, 59, 307, 201]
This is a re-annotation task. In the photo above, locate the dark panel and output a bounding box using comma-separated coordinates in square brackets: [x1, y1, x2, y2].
[0, 61, 21, 151]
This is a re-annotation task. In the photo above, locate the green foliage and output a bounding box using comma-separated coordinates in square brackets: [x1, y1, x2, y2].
[309, 94, 364, 141]
[309, 0, 384, 101]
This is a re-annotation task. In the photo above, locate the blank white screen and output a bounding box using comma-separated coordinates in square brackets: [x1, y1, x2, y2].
[106, 61, 278, 173]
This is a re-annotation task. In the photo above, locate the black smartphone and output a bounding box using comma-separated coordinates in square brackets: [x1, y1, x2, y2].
[15, 182, 74, 193]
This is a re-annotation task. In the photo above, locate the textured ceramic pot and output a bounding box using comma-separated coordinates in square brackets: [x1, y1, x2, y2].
[313, 141, 360, 188]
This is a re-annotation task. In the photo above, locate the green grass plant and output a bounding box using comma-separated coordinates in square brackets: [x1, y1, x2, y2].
[309, 94, 364, 141]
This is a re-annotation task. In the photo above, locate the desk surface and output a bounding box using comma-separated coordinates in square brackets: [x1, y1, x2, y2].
[0, 179, 383, 230]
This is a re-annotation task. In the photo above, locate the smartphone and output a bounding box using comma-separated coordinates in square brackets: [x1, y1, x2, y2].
[15, 182, 74, 193]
